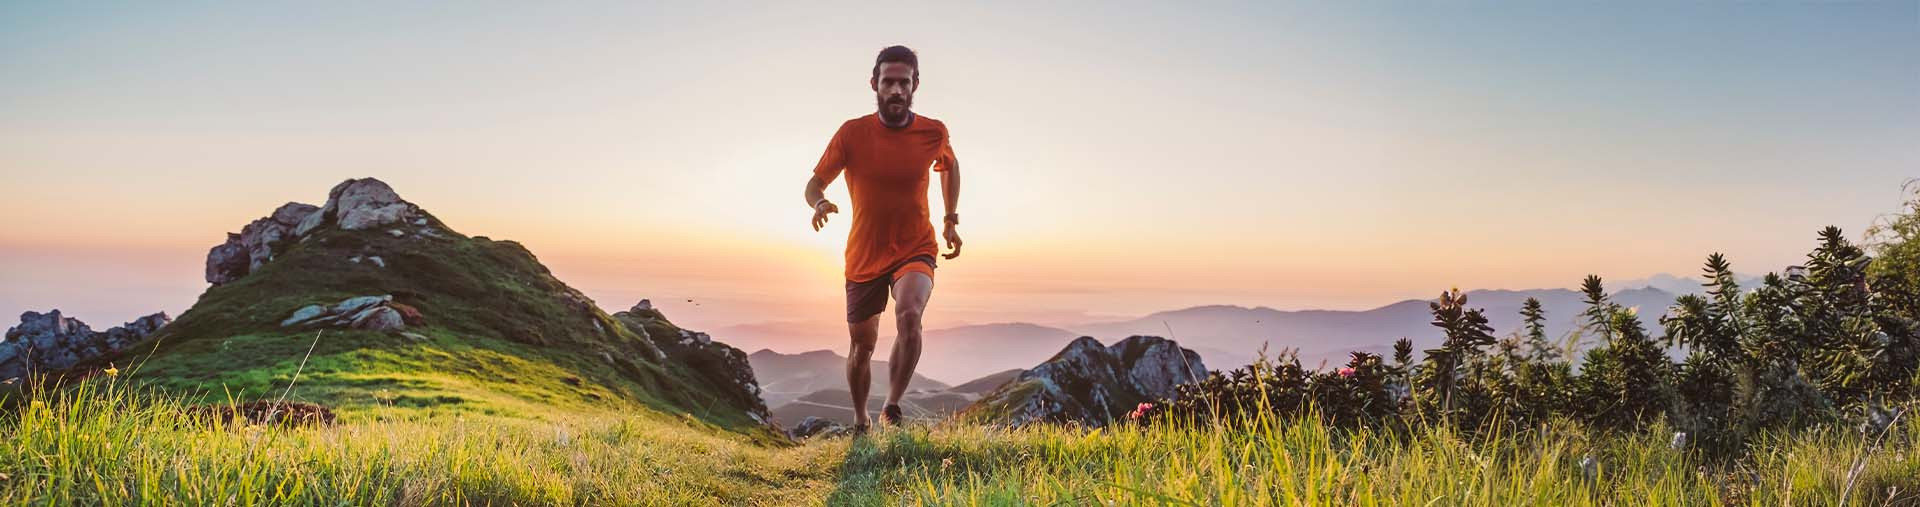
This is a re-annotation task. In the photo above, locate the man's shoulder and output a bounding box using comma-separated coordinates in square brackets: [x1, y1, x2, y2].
[915, 114, 947, 130]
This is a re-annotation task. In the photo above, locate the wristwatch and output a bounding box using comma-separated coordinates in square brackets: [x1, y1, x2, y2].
[943, 213, 959, 225]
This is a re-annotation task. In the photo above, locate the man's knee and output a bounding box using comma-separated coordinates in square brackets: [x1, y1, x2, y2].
[849, 318, 880, 352]
[849, 333, 878, 352]
[894, 306, 924, 334]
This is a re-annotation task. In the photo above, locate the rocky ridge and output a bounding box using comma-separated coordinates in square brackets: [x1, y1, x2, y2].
[1, 310, 170, 380]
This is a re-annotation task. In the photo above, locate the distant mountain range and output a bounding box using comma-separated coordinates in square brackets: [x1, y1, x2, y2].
[746, 349, 950, 408]
[748, 348, 1027, 427]
[1075, 285, 1688, 371]
[734, 273, 1759, 387]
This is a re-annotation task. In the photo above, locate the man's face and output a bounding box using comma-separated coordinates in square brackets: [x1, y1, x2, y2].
[871, 62, 916, 120]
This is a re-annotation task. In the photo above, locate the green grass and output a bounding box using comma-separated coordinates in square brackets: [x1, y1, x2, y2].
[5, 375, 1914, 506]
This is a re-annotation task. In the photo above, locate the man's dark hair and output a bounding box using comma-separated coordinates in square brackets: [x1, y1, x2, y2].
[872, 45, 919, 80]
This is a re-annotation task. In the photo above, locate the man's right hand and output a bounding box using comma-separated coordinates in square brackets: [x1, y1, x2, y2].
[811, 200, 839, 231]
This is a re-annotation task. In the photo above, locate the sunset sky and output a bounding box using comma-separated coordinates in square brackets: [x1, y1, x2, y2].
[3, 2, 1916, 350]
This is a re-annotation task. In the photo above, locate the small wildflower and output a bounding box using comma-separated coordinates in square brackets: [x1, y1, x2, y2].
[1337, 367, 1356, 378]
[1128, 402, 1155, 421]
[103, 364, 120, 378]
[941, 457, 954, 470]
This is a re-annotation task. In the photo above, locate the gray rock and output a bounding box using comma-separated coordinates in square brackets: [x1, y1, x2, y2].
[330, 295, 391, 317]
[1108, 336, 1207, 401]
[789, 416, 847, 439]
[349, 307, 406, 331]
[206, 203, 320, 286]
[631, 299, 653, 312]
[205, 238, 250, 285]
[323, 179, 414, 231]
[386, 229, 405, 238]
[280, 305, 327, 327]
[367, 256, 385, 268]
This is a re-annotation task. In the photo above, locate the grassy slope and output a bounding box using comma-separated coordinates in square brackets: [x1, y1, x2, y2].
[120, 209, 765, 435]
[4, 378, 1915, 506]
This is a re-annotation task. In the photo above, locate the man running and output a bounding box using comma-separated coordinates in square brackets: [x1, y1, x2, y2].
[805, 45, 962, 432]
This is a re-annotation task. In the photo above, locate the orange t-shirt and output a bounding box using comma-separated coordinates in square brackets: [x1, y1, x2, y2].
[812, 113, 957, 282]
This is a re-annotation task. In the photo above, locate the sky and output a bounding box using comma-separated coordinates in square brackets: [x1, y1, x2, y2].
[2, 1, 1916, 349]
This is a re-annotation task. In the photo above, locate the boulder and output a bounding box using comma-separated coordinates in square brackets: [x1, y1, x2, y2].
[280, 305, 327, 327]
[788, 416, 847, 439]
[280, 295, 413, 332]
[349, 307, 406, 331]
[297, 178, 416, 235]
[330, 295, 390, 317]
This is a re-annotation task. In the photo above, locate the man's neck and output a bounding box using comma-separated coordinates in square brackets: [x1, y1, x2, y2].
[879, 110, 915, 129]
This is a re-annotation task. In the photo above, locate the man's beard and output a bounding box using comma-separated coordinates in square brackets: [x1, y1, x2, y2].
[877, 95, 913, 125]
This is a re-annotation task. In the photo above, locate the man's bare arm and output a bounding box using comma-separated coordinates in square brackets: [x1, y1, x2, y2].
[940, 163, 962, 259]
[806, 175, 838, 231]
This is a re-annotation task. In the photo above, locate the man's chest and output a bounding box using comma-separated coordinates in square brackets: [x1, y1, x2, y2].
[846, 133, 942, 184]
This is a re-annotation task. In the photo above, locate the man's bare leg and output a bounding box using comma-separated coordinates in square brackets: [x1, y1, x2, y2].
[884, 272, 934, 414]
[846, 315, 881, 429]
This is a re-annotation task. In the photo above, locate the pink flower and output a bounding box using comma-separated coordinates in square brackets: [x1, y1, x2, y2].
[1337, 367, 1356, 378]
[1129, 402, 1154, 421]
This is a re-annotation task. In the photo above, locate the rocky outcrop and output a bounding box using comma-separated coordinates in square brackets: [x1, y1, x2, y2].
[279, 295, 422, 331]
[963, 335, 1206, 429]
[1, 310, 170, 380]
[206, 178, 427, 286]
[611, 300, 770, 424]
[295, 178, 420, 235]
[206, 202, 319, 285]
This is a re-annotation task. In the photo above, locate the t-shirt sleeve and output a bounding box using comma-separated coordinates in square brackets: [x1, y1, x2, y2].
[812, 123, 850, 183]
[933, 126, 958, 172]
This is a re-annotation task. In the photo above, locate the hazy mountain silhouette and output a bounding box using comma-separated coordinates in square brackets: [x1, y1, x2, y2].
[1072, 287, 1682, 371]
[746, 349, 950, 408]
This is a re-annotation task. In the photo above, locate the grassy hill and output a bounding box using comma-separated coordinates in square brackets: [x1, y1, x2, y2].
[91, 179, 768, 438]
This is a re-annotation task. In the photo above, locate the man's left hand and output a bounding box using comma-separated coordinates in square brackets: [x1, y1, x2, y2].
[942, 225, 963, 260]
